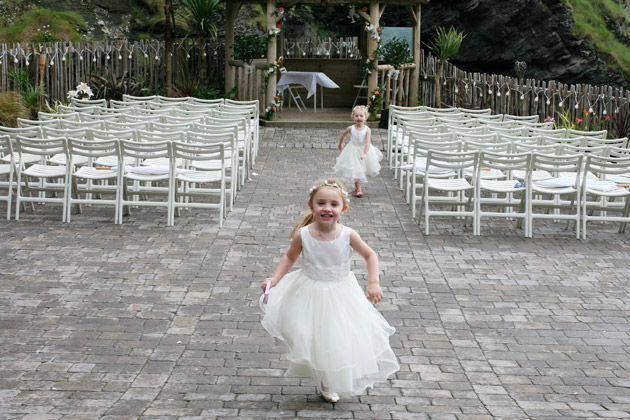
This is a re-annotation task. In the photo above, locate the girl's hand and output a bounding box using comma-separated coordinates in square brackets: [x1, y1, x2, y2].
[366, 284, 383, 304]
[338, 144, 343, 151]
[360, 153, 367, 160]
[261, 277, 278, 292]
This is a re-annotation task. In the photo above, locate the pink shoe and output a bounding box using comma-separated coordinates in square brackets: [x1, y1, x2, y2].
[355, 188, 363, 197]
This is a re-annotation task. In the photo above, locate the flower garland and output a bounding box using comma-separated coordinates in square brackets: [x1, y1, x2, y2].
[264, 56, 283, 87]
[265, 94, 283, 120]
[360, 22, 383, 82]
[367, 86, 382, 116]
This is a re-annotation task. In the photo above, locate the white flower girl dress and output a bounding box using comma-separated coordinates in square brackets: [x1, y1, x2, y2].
[260, 225, 399, 394]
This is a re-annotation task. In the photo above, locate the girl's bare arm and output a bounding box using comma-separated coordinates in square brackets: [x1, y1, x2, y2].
[261, 230, 303, 291]
[338, 126, 351, 151]
[361, 127, 372, 159]
[349, 229, 383, 303]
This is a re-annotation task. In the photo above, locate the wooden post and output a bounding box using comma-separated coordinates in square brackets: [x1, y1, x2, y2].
[407, 3, 421, 106]
[39, 46, 46, 111]
[225, 1, 241, 94]
[266, 0, 278, 117]
[367, 0, 379, 96]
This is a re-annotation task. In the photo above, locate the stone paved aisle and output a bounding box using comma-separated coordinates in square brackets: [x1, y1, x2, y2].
[0, 128, 629, 420]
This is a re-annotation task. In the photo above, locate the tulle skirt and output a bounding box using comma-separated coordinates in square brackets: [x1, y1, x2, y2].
[333, 142, 383, 183]
[260, 269, 399, 395]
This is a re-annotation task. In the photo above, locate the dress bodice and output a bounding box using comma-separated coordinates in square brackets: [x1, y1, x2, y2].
[300, 225, 351, 281]
[349, 125, 368, 146]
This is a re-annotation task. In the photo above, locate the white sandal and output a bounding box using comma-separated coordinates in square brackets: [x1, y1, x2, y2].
[318, 384, 339, 403]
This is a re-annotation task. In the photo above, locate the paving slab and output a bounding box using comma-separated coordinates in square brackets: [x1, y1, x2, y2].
[0, 127, 629, 419]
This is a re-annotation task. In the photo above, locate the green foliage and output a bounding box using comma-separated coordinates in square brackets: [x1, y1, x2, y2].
[231, 34, 268, 64]
[0, 8, 86, 43]
[426, 26, 466, 63]
[611, 104, 630, 139]
[178, 0, 222, 40]
[89, 69, 150, 100]
[0, 91, 29, 127]
[380, 37, 413, 69]
[565, 0, 630, 80]
[9, 69, 46, 117]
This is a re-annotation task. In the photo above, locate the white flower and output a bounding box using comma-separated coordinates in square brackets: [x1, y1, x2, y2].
[66, 90, 77, 99]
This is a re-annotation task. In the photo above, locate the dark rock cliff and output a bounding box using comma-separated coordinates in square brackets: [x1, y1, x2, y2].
[417, 0, 628, 88]
[23, 0, 630, 88]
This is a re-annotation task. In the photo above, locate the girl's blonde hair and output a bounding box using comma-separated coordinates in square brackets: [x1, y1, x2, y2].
[289, 178, 350, 240]
[352, 105, 370, 118]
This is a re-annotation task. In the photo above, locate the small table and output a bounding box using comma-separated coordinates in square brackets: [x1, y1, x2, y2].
[276, 71, 340, 113]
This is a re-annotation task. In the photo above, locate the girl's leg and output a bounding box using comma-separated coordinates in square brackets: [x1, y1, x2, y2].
[355, 181, 363, 197]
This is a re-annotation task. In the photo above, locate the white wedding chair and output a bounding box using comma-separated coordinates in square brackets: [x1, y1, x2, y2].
[135, 129, 186, 167]
[580, 154, 630, 238]
[203, 117, 250, 185]
[188, 97, 224, 105]
[567, 128, 607, 139]
[58, 105, 99, 115]
[17, 118, 60, 129]
[352, 75, 369, 108]
[187, 130, 238, 211]
[503, 114, 539, 123]
[122, 94, 157, 103]
[219, 102, 259, 162]
[79, 113, 122, 123]
[42, 127, 91, 167]
[279, 68, 306, 111]
[90, 129, 138, 168]
[458, 107, 492, 116]
[0, 126, 42, 168]
[38, 111, 79, 121]
[70, 98, 107, 108]
[407, 138, 463, 216]
[474, 151, 531, 236]
[14, 136, 69, 221]
[104, 120, 149, 131]
[527, 152, 584, 238]
[156, 95, 189, 104]
[169, 141, 226, 227]
[60, 119, 105, 130]
[109, 99, 145, 110]
[0, 135, 15, 220]
[66, 138, 122, 223]
[529, 127, 566, 138]
[117, 139, 172, 224]
[398, 130, 456, 190]
[418, 149, 479, 234]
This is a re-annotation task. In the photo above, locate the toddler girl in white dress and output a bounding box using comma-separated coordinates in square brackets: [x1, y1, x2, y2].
[259, 178, 399, 403]
[333, 106, 383, 197]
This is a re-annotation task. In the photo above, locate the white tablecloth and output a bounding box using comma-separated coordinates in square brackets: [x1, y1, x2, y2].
[277, 71, 340, 98]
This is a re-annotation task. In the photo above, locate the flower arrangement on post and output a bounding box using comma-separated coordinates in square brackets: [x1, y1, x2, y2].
[265, 93, 283, 120]
[264, 56, 283, 87]
[367, 86, 382, 119]
[66, 82, 94, 100]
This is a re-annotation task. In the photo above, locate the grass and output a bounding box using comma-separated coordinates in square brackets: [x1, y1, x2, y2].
[0, 8, 86, 43]
[564, 0, 630, 81]
[0, 91, 29, 128]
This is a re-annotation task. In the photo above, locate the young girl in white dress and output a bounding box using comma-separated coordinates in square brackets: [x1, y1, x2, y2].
[333, 105, 383, 197]
[259, 178, 399, 403]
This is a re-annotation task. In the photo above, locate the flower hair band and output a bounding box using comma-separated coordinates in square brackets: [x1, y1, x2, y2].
[309, 179, 349, 199]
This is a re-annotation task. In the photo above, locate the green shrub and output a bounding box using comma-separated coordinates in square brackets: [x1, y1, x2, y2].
[231, 34, 267, 64]
[380, 37, 413, 69]
[0, 91, 30, 127]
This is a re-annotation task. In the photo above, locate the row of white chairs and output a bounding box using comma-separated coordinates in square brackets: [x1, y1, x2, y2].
[393, 128, 626, 193]
[406, 144, 630, 239]
[1, 124, 250, 198]
[0, 135, 232, 226]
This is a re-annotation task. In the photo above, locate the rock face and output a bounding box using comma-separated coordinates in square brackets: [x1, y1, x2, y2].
[419, 0, 628, 87]
[26, 0, 629, 88]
